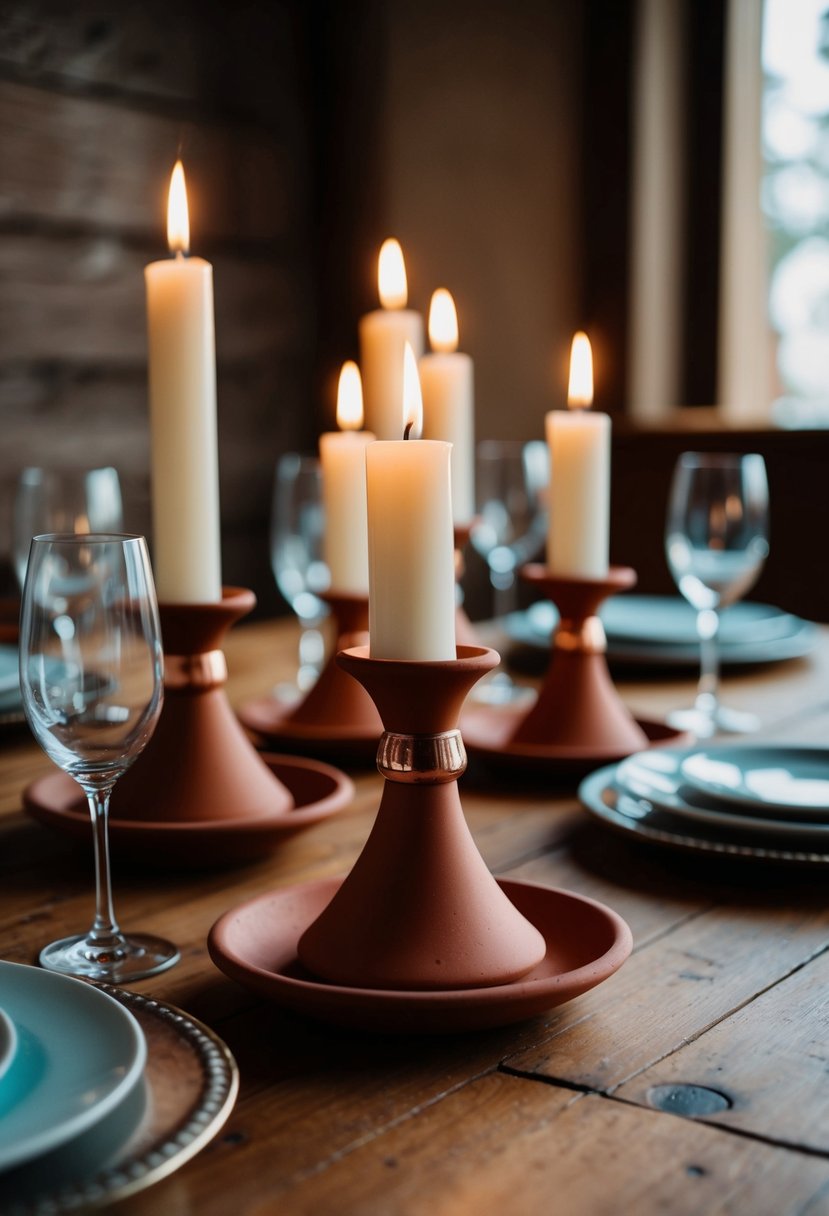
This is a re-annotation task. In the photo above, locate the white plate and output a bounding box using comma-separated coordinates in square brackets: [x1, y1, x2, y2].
[0, 1007, 16, 1086]
[681, 746, 829, 819]
[579, 765, 829, 867]
[0, 961, 146, 1172]
[615, 749, 829, 839]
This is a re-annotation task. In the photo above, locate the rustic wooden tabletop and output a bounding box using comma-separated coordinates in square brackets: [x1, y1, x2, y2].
[2, 616, 829, 1215]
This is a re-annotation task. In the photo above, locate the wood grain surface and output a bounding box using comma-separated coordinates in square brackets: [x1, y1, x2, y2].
[1, 618, 828, 1215]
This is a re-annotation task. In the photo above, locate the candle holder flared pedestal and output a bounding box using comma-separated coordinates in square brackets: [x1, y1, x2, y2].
[114, 587, 296, 823]
[297, 645, 547, 991]
[237, 592, 382, 762]
[23, 587, 354, 862]
[461, 566, 689, 776]
[510, 566, 648, 752]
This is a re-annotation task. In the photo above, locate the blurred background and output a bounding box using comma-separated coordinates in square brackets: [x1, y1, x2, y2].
[0, 0, 827, 617]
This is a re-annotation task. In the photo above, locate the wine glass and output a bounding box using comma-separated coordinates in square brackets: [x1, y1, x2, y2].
[13, 467, 124, 589]
[470, 440, 548, 703]
[270, 454, 330, 699]
[665, 452, 770, 737]
[19, 533, 179, 980]
[470, 440, 548, 619]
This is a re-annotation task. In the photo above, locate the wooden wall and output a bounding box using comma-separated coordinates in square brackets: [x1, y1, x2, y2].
[0, 1, 317, 611]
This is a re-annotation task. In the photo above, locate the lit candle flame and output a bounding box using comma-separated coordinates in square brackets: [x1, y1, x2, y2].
[378, 238, 408, 310]
[336, 361, 364, 431]
[402, 342, 423, 439]
[428, 288, 459, 353]
[167, 160, 190, 255]
[567, 332, 593, 408]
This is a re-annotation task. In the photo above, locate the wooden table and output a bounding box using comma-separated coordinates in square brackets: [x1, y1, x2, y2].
[2, 618, 829, 1215]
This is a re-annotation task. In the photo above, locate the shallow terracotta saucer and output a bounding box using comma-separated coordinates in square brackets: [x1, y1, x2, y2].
[23, 755, 353, 868]
[207, 877, 632, 1034]
[237, 696, 381, 765]
[461, 701, 691, 779]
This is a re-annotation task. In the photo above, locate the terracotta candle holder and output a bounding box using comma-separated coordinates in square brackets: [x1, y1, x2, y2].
[510, 564, 649, 753]
[297, 644, 548, 990]
[113, 587, 295, 823]
[453, 523, 481, 647]
[277, 591, 381, 734]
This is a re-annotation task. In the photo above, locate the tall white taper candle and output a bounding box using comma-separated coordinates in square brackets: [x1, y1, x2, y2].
[145, 161, 222, 602]
[367, 343, 456, 660]
[546, 332, 611, 578]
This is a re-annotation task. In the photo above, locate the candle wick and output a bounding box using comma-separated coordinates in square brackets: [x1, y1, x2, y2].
[403, 420, 414, 441]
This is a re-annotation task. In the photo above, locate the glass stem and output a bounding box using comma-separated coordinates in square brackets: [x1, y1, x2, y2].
[491, 569, 517, 620]
[695, 608, 721, 725]
[84, 783, 123, 948]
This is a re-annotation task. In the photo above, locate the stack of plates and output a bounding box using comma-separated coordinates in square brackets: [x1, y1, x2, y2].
[579, 745, 829, 865]
[506, 597, 817, 668]
[0, 961, 237, 1211]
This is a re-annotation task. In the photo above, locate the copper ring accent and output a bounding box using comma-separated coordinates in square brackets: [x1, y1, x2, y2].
[555, 615, 607, 655]
[377, 729, 467, 784]
[164, 649, 228, 692]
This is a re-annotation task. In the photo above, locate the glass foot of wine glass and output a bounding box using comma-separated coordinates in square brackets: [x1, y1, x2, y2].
[40, 932, 180, 983]
[666, 700, 761, 738]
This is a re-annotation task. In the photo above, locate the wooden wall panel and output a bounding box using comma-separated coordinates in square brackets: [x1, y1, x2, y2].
[0, 2, 316, 606]
[0, 235, 304, 362]
[0, 81, 295, 241]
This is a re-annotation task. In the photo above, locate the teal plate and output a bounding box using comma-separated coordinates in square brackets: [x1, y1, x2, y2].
[0, 1007, 16, 1086]
[506, 597, 817, 668]
[0, 961, 146, 1172]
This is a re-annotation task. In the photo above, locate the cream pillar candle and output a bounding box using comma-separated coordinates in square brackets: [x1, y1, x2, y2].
[419, 288, 475, 526]
[367, 343, 456, 660]
[319, 361, 375, 594]
[144, 160, 222, 603]
[546, 332, 611, 577]
[358, 239, 424, 439]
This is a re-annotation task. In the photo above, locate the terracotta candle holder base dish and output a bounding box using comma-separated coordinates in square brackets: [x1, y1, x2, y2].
[208, 877, 632, 1034]
[23, 754, 353, 868]
[297, 645, 548, 991]
[237, 592, 382, 764]
[462, 565, 691, 778]
[111, 587, 304, 825]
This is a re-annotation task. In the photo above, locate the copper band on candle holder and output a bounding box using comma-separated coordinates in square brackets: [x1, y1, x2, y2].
[164, 649, 228, 692]
[555, 615, 607, 656]
[377, 729, 466, 784]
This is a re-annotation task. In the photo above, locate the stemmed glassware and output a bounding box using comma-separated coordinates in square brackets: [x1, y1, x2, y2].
[19, 533, 179, 980]
[13, 467, 123, 590]
[270, 454, 330, 699]
[470, 440, 548, 619]
[665, 452, 770, 737]
[469, 440, 548, 703]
